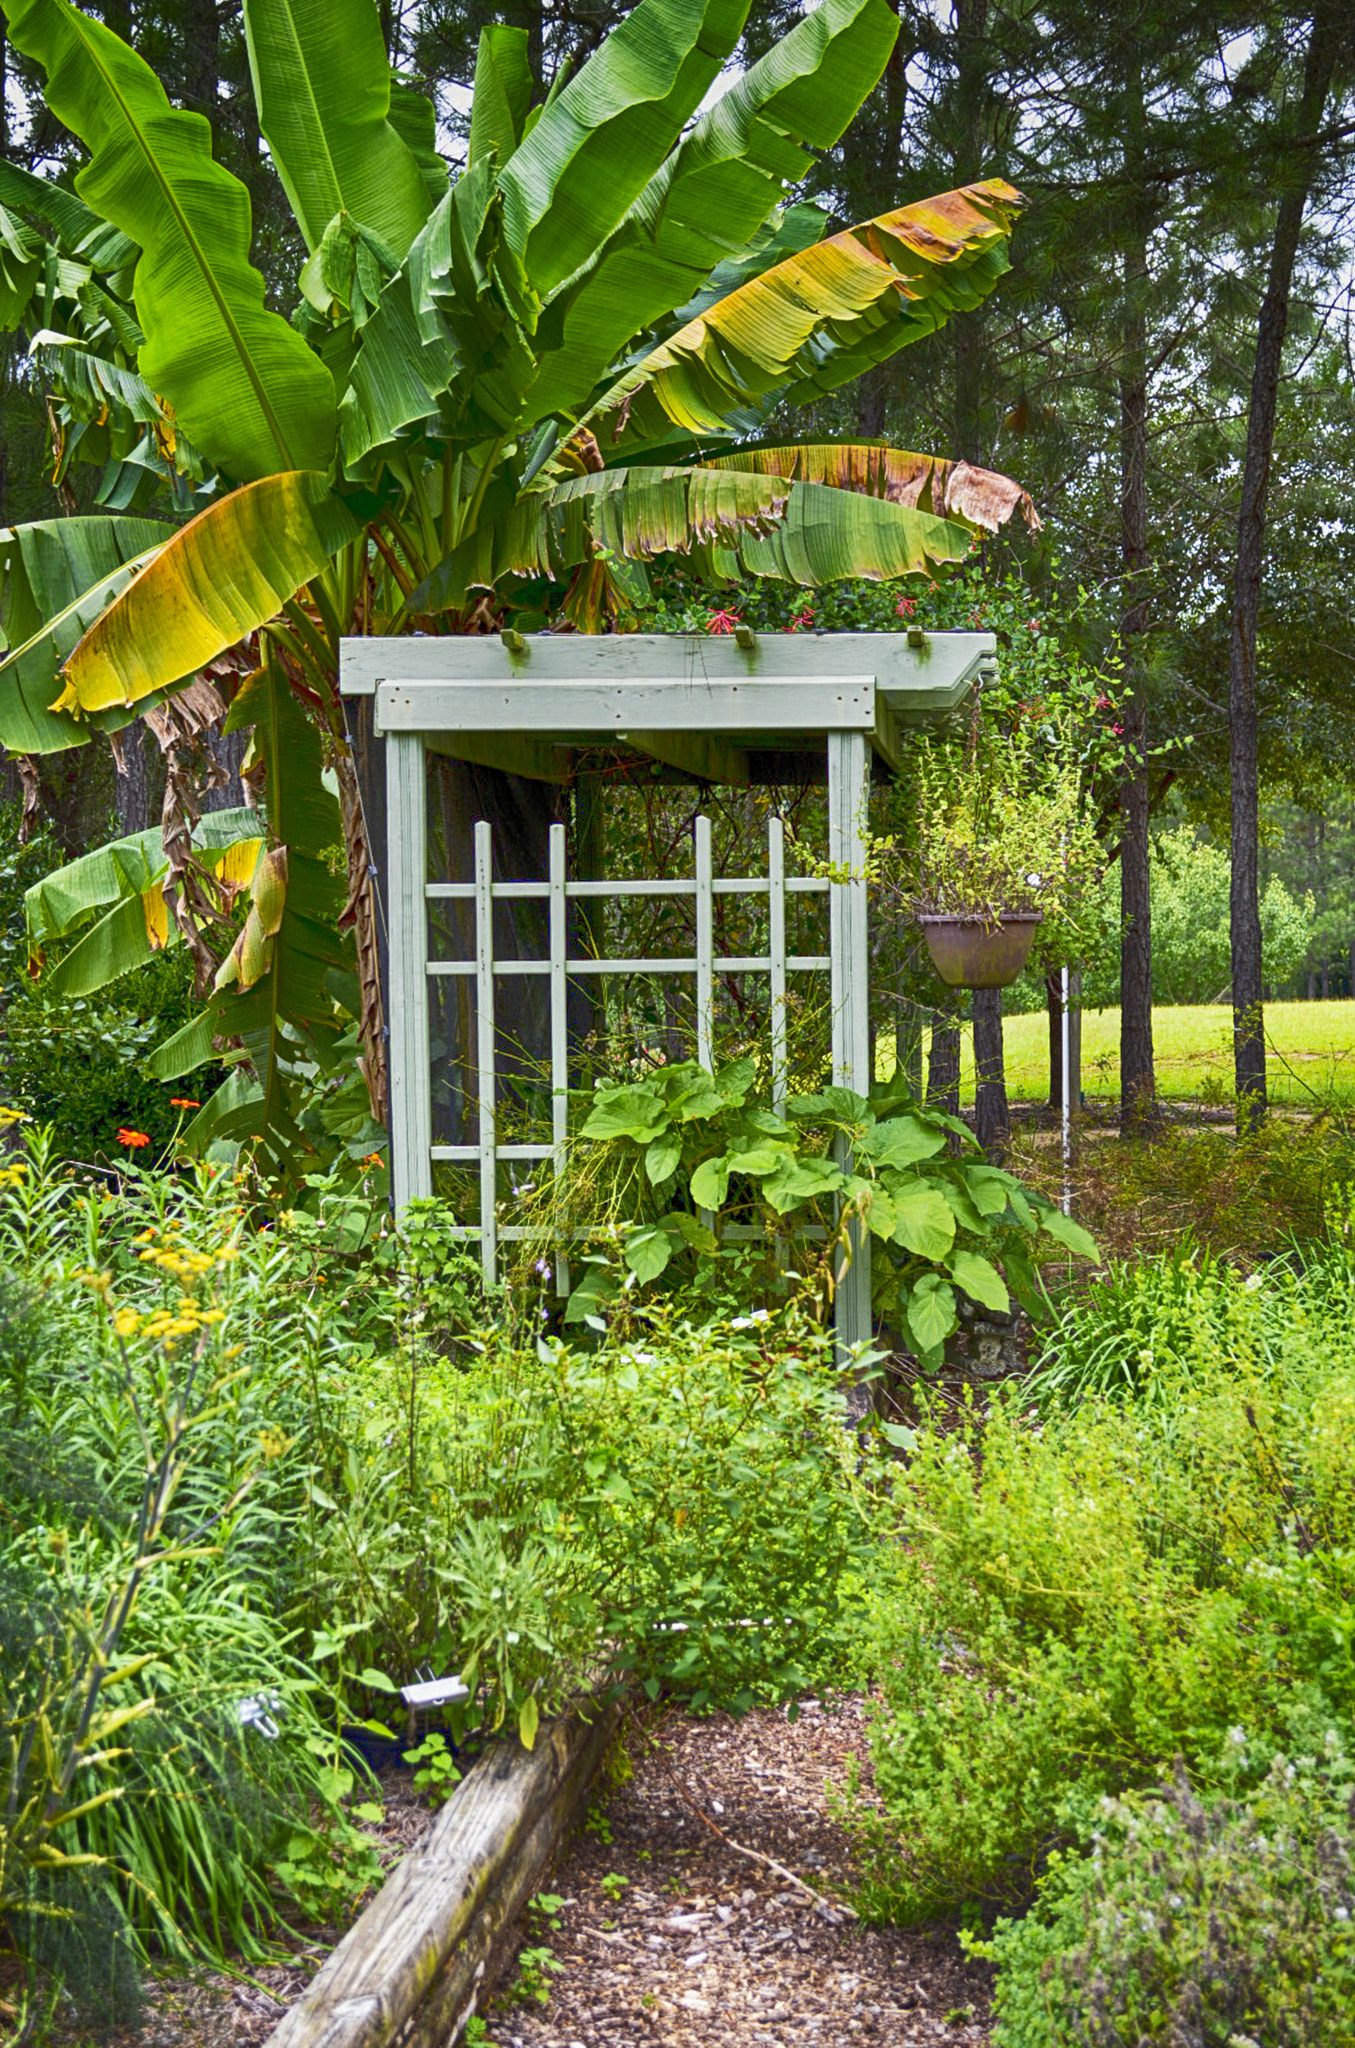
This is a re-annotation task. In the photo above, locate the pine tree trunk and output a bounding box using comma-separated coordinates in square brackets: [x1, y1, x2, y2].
[1118, 64, 1157, 1132]
[973, 985, 1008, 1159]
[927, 1011, 960, 1116]
[1229, 1, 1340, 1130]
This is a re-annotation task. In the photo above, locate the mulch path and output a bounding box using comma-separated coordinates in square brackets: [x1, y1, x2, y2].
[43, 1697, 991, 2048]
[487, 1696, 992, 2048]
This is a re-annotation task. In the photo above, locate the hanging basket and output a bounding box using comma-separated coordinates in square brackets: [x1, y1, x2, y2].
[918, 912, 1043, 990]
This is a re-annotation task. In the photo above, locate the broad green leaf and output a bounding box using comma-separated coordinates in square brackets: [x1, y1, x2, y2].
[711, 444, 1039, 537]
[7, 0, 336, 480]
[518, 1694, 540, 1752]
[864, 1184, 898, 1238]
[964, 1167, 1013, 1217]
[623, 1227, 673, 1284]
[689, 1155, 730, 1208]
[497, 0, 749, 299]
[590, 179, 1023, 455]
[670, 1210, 718, 1255]
[906, 1273, 957, 1355]
[469, 25, 535, 168]
[881, 1419, 918, 1451]
[0, 516, 172, 752]
[940, 1179, 990, 1237]
[730, 1143, 790, 1177]
[582, 1084, 670, 1144]
[645, 1132, 682, 1184]
[892, 1180, 956, 1260]
[58, 472, 358, 717]
[760, 1153, 842, 1214]
[1037, 1205, 1100, 1261]
[715, 1055, 757, 1102]
[523, 0, 897, 421]
[861, 1114, 945, 1169]
[948, 1249, 1009, 1315]
[242, 0, 433, 259]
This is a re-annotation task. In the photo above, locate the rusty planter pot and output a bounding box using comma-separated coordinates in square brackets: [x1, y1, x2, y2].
[919, 912, 1043, 990]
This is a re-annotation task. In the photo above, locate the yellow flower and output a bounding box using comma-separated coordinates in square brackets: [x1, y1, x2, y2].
[112, 1310, 141, 1339]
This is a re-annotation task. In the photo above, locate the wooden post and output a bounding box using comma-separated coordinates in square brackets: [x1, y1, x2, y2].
[829, 728, 871, 1357]
[386, 734, 431, 1213]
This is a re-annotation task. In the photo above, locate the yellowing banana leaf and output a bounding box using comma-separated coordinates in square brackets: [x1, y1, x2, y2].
[409, 462, 792, 606]
[496, 0, 749, 300]
[6, 0, 336, 481]
[242, 0, 434, 259]
[411, 461, 973, 603]
[57, 471, 359, 717]
[589, 179, 1023, 455]
[180, 654, 346, 1168]
[215, 844, 287, 992]
[525, 0, 897, 424]
[736, 479, 975, 584]
[710, 444, 1041, 534]
[0, 515, 173, 752]
[32, 811, 263, 997]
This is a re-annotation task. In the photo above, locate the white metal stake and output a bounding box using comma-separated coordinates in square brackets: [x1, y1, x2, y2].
[548, 822, 570, 1296]
[1061, 961, 1072, 1217]
[474, 820, 497, 1290]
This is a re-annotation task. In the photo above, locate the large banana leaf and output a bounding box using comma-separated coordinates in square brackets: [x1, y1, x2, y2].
[496, 0, 749, 300]
[25, 806, 261, 948]
[710, 444, 1042, 533]
[174, 656, 346, 1169]
[242, 0, 433, 260]
[525, 0, 897, 424]
[56, 472, 359, 718]
[388, 77, 450, 208]
[0, 515, 172, 752]
[0, 159, 136, 270]
[40, 825, 264, 998]
[6, 0, 336, 482]
[340, 161, 532, 476]
[412, 461, 974, 601]
[468, 25, 536, 169]
[589, 179, 1023, 455]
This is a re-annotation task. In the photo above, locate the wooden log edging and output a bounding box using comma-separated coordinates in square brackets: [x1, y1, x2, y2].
[265, 1698, 621, 2048]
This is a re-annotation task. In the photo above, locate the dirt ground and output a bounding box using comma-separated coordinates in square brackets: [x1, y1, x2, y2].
[46, 1697, 989, 2048]
[487, 1696, 992, 2048]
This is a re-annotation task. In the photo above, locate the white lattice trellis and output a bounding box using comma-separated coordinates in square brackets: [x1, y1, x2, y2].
[340, 629, 997, 1351]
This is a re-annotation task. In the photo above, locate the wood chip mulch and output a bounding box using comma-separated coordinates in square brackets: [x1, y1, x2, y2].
[487, 1695, 992, 2048]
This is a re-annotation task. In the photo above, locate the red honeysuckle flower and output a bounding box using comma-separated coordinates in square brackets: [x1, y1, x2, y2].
[788, 608, 814, 632]
[895, 595, 918, 618]
[116, 1128, 151, 1149]
[706, 609, 742, 635]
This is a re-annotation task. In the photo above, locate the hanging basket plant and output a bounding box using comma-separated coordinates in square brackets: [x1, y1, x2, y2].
[917, 909, 1043, 989]
[892, 703, 1107, 993]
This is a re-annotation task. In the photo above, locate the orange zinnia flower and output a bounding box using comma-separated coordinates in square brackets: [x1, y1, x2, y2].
[116, 1128, 151, 1149]
[170, 1098, 201, 1110]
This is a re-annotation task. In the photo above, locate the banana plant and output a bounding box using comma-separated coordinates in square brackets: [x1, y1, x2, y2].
[1, 0, 1037, 1167]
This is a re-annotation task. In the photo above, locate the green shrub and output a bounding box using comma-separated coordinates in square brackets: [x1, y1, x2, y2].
[973, 1724, 1355, 2047]
[850, 1257, 1355, 1919]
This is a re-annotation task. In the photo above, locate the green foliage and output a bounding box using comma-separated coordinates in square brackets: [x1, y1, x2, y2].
[0, 800, 219, 1158]
[551, 1060, 1094, 1363]
[974, 1726, 1355, 2048]
[851, 1242, 1355, 1921]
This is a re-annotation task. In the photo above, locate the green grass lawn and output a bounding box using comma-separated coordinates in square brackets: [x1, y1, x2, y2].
[899, 999, 1355, 1107]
